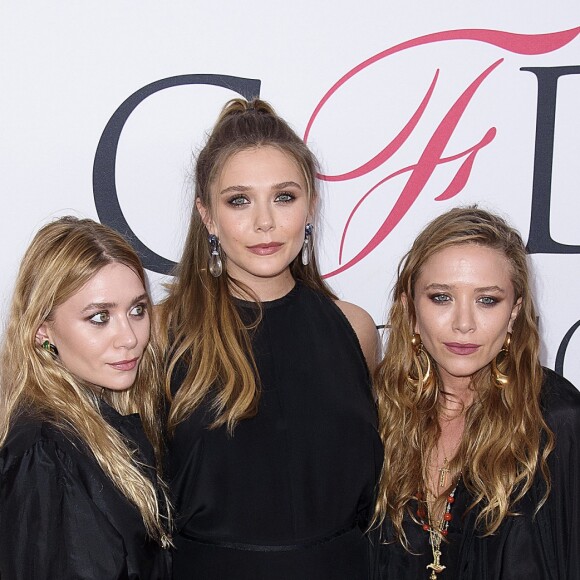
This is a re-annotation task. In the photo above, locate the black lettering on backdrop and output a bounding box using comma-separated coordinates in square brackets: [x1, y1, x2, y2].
[522, 66, 580, 254]
[93, 74, 261, 274]
[555, 319, 580, 375]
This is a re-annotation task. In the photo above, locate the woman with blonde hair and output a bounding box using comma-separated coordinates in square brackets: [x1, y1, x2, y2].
[374, 206, 580, 579]
[0, 217, 171, 579]
[161, 98, 382, 579]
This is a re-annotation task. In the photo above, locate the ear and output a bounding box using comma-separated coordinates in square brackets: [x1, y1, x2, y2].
[35, 322, 51, 347]
[508, 297, 523, 332]
[196, 198, 216, 234]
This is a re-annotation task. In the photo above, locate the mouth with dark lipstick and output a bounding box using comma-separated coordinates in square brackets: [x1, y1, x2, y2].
[108, 357, 139, 371]
[444, 343, 481, 355]
[247, 242, 283, 256]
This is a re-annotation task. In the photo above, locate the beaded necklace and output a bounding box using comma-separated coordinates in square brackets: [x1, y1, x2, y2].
[416, 480, 459, 579]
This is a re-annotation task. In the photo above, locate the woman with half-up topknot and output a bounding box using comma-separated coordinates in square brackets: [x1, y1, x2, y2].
[0, 216, 171, 579]
[160, 98, 383, 579]
[373, 206, 580, 579]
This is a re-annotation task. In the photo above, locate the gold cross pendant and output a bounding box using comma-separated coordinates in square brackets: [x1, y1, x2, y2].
[438, 459, 450, 487]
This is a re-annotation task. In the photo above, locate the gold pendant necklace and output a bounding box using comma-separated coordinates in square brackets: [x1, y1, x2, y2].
[438, 456, 450, 488]
[417, 480, 459, 579]
[427, 528, 446, 579]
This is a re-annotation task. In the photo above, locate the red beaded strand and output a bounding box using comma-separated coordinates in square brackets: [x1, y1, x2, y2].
[416, 484, 458, 536]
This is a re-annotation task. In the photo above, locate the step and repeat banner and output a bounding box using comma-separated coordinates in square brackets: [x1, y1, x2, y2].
[1, 3, 580, 385]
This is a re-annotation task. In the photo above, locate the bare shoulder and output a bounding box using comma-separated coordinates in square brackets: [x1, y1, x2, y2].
[335, 300, 379, 372]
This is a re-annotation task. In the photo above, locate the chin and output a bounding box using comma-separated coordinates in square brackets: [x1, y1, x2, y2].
[103, 377, 139, 392]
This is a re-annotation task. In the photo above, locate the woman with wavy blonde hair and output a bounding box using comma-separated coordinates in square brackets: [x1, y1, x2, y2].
[160, 98, 382, 579]
[0, 217, 171, 579]
[374, 206, 580, 579]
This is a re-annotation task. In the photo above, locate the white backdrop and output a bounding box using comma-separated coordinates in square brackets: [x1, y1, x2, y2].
[2, 2, 580, 386]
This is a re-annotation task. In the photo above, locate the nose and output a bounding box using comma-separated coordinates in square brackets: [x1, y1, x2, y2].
[114, 319, 139, 349]
[452, 300, 476, 333]
[254, 202, 275, 232]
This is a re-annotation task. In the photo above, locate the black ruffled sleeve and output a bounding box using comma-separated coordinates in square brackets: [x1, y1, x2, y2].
[536, 369, 580, 579]
[0, 425, 129, 579]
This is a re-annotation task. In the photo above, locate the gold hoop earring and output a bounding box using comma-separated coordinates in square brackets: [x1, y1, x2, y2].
[408, 332, 432, 387]
[491, 332, 511, 388]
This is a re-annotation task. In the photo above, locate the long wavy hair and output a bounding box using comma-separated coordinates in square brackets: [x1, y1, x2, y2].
[373, 206, 554, 543]
[0, 216, 170, 545]
[160, 97, 335, 434]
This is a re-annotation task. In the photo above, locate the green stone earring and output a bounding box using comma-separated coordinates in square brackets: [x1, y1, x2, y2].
[42, 340, 58, 356]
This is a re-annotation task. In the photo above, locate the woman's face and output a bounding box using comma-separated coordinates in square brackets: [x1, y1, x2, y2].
[412, 244, 521, 391]
[38, 263, 150, 392]
[198, 146, 311, 300]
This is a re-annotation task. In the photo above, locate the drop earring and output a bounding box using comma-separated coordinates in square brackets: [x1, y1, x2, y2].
[208, 234, 223, 277]
[301, 223, 314, 266]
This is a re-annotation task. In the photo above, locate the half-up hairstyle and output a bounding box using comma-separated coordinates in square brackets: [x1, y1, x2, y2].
[160, 98, 335, 434]
[373, 206, 553, 543]
[0, 216, 171, 545]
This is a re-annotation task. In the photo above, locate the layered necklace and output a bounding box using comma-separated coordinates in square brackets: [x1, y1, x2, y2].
[418, 435, 462, 579]
[416, 479, 460, 579]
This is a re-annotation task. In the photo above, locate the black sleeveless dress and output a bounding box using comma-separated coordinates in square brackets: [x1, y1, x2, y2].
[167, 282, 383, 579]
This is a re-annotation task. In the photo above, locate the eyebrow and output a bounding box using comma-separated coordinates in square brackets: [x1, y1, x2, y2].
[219, 181, 303, 195]
[423, 283, 506, 294]
[81, 293, 149, 313]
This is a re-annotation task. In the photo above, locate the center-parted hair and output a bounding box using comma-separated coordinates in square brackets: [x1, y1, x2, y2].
[0, 216, 170, 544]
[160, 98, 335, 434]
[373, 206, 553, 542]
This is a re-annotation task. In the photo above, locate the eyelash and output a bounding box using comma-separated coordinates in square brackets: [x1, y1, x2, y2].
[427, 294, 499, 306]
[478, 296, 499, 306]
[275, 192, 295, 203]
[130, 303, 148, 317]
[429, 294, 450, 304]
[226, 192, 296, 206]
[227, 195, 249, 206]
[89, 311, 110, 325]
[87, 303, 147, 326]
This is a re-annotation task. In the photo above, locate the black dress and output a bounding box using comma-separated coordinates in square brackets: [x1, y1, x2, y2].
[379, 368, 580, 580]
[167, 282, 383, 579]
[0, 402, 171, 580]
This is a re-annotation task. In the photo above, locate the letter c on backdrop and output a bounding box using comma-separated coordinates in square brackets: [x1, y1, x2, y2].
[93, 74, 261, 274]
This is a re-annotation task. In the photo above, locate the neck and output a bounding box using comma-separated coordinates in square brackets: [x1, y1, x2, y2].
[438, 375, 474, 418]
[229, 269, 296, 302]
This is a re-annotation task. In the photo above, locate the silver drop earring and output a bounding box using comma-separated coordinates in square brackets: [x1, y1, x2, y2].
[301, 223, 313, 266]
[208, 234, 223, 277]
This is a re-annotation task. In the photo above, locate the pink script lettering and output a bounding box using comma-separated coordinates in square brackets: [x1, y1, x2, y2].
[304, 28, 580, 278]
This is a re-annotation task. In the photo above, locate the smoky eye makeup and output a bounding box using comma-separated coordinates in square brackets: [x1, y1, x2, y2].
[275, 192, 296, 203]
[88, 311, 110, 325]
[477, 295, 502, 306]
[129, 303, 148, 318]
[427, 293, 451, 303]
[226, 194, 250, 206]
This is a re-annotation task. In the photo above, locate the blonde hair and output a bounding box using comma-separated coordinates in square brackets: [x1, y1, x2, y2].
[373, 206, 553, 542]
[0, 216, 170, 545]
[160, 98, 335, 434]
